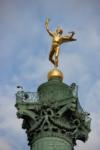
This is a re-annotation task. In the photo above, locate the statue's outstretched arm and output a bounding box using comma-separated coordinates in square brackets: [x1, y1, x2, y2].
[61, 32, 76, 43]
[45, 18, 54, 37]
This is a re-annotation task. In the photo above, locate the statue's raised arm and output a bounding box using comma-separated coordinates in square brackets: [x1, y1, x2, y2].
[45, 18, 54, 37]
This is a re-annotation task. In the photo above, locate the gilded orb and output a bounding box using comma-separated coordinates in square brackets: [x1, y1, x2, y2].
[48, 68, 63, 80]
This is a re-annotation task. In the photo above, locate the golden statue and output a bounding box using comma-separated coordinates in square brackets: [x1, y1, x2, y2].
[45, 18, 76, 67]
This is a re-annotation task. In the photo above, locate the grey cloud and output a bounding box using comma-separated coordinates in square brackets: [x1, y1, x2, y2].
[0, 138, 11, 150]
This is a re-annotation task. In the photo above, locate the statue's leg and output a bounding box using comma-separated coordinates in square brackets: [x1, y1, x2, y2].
[49, 48, 55, 65]
[55, 47, 59, 67]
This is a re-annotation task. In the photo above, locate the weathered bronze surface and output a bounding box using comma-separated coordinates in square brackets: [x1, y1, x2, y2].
[15, 77, 91, 150]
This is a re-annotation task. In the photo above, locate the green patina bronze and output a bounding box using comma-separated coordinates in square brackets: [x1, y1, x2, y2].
[15, 77, 91, 150]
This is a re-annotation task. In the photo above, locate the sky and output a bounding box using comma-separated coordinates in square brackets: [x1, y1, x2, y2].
[0, 0, 100, 149]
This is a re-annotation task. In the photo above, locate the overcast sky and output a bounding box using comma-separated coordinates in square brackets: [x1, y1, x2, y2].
[0, 0, 100, 150]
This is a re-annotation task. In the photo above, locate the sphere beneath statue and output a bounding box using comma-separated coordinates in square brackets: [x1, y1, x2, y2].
[48, 68, 63, 80]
